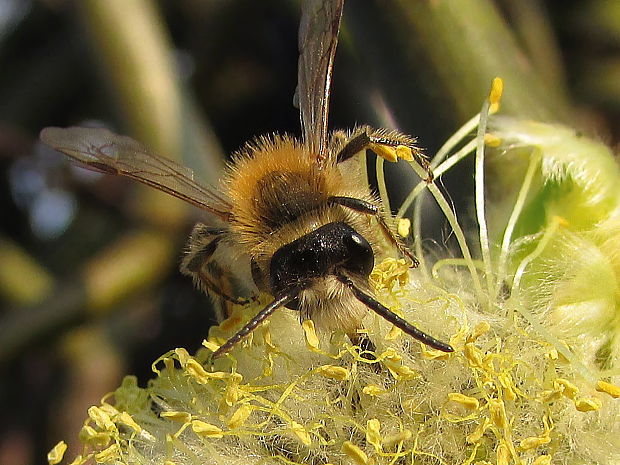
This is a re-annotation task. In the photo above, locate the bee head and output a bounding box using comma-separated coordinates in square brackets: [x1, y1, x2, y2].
[269, 222, 374, 308]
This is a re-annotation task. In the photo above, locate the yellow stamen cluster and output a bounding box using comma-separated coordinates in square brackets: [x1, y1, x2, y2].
[48, 111, 620, 465]
[50, 265, 620, 465]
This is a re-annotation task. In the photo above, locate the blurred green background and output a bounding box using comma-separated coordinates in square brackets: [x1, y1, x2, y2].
[1, 0, 619, 463]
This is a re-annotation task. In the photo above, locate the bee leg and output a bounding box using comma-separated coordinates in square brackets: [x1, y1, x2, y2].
[210, 288, 301, 359]
[348, 331, 377, 358]
[334, 125, 433, 182]
[327, 196, 418, 266]
[181, 224, 253, 321]
[349, 332, 376, 352]
[348, 331, 383, 374]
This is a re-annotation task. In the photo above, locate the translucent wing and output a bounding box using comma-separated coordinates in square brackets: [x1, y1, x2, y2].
[297, 0, 344, 164]
[40, 127, 231, 220]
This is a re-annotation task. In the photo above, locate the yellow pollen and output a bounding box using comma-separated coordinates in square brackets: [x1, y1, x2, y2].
[118, 412, 141, 432]
[290, 421, 312, 445]
[94, 444, 121, 463]
[366, 419, 382, 451]
[488, 77, 504, 113]
[228, 404, 253, 429]
[574, 397, 602, 412]
[370, 143, 398, 162]
[47, 441, 68, 465]
[202, 339, 220, 352]
[596, 380, 620, 398]
[383, 429, 412, 447]
[532, 455, 552, 465]
[448, 392, 480, 410]
[396, 145, 414, 161]
[160, 411, 191, 423]
[316, 365, 350, 381]
[342, 441, 369, 465]
[398, 218, 411, 237]
[191, 420, 223, 438]
[484, 133, 502, 147]
[519, 435, 551, 451]
[467, 321, 491, 342]
[554, 378, 579, 399]
[363, 384, 384, 396]
[302, 319, 320, 350]
[488, 399, 508, 429]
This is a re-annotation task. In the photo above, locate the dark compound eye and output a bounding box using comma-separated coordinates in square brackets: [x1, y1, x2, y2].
[284, 295, 302, 310]
[341, 230, 374, 277]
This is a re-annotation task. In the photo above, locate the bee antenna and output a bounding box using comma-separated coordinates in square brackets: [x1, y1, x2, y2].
[210, 287, 301, 359]
[336, 274, 454, 353]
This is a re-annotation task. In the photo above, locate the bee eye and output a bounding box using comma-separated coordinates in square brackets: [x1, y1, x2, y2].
[285, 295, 302, 310]
[342, 231, 374, 277]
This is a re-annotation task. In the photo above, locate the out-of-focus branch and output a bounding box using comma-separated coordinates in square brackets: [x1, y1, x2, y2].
[0, 229, 175, 366]
[0, 237, 54, 306]
[78, 0, 225, 226]
[389, 0, 573, 123]
[498, 0, 568, 100]
[573, 1, 620, 111]
[0, 0, 225, 365]
[82, 229, 176, 313]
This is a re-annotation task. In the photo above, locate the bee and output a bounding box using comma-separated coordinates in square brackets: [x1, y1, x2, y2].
[40, 0, 453, 359]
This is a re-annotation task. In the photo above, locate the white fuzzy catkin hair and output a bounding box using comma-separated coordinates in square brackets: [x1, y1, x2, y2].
[49, 115, 620, 465]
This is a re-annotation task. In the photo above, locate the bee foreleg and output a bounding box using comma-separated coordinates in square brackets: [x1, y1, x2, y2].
[327, 196, 418, 266]
[181, 224, 252, 312]
[336, 274, 454, 353]
[210, 288, 301, 359]
[347, 331, 380, 368]
[334, 126, 433, 182]
[334, 127, 372, 163]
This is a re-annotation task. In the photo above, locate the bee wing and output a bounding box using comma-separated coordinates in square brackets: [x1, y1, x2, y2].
[296, 0, 344, 163]
[40, 127, 231, 220]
